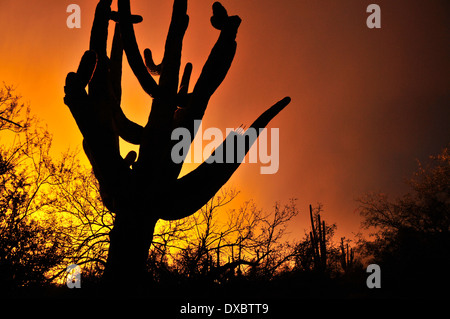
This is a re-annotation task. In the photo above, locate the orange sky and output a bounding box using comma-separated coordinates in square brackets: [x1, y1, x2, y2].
[0, 0, 449, 240]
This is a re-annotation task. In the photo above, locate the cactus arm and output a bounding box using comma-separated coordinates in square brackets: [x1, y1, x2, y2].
[165, 3, 241, 181]
[144, 48, 162, 76]
[118, 0, 159, 98]
[160, 97, 290, 220]
[158, 0, 189, 103]
[183, 4, 241, 122]
[110, 22, 144, 145]
[63, 51, 97, 139]
[89, 0, 112, 59]
[109, 22, 123, 103]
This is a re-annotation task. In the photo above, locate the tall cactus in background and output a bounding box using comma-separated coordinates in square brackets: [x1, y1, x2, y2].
[340, 237, 354, 272]
[309, 205, 327, 271]
[63, 0, 290, 290]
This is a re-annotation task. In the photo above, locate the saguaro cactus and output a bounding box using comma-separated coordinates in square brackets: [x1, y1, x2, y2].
[63, 0, 290, 290]
[309, 205, 327, 271]
[340, 238, 354, 272]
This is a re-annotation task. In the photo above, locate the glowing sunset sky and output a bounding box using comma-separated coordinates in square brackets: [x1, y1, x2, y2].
[0, 0, 448, 239]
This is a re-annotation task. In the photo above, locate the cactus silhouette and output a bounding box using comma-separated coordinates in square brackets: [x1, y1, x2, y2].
[63, 0, 291, 291]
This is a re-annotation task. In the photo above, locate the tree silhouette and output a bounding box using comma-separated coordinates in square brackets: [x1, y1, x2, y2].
[163, 192, 299, 282]
[48, 157, 114, 282]
[0, 86, 70, 295]
[63, 0, 290, 291]
[358, 146, 450, 297]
